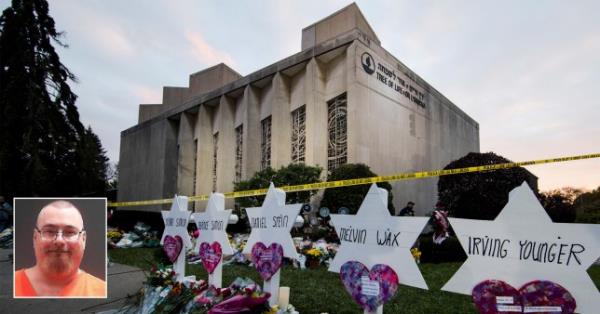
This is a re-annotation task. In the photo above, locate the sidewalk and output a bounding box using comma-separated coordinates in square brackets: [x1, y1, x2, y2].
[0, 248, 145, 313]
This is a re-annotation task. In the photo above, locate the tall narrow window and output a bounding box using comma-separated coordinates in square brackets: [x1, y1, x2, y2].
[261, 116, 271, 170]
[212, 133, 218, 192]
[291, 105, 306, 163]
[327, 93, 347, 171]
[235, 125, 243, 182]
[192, 139, 198, 210]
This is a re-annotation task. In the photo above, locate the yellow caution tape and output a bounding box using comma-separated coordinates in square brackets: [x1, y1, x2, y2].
[108, 153, 600, 207]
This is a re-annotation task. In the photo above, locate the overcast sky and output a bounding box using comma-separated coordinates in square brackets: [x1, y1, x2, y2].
[3, 0, 599, 192]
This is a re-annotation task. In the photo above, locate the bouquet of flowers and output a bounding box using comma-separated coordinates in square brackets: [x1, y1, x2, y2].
[266, 304, 299, 314]
[184, 277, 270, 314]
[304, 248, 322, 259]
[411, 247, 421, 264]
[147, 265, 176, 287]
[107, 229, 123, 242]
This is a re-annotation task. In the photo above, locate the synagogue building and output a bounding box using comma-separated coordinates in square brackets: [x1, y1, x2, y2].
[118, 3, 480, 214]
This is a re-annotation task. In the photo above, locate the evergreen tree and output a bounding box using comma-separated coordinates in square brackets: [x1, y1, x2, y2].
[77, 126, 109, 195]
[0, 0, 107, 198]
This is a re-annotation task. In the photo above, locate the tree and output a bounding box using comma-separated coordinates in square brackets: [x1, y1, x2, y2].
[0, 0, 108, 198]
[437, 152, 538, 220]
[574, 186, 600, 224]
[77, 126, 109, 195]
[320, 163, 395, 215]
[234, 163, 323, 209]
[538, 188, 581, 223]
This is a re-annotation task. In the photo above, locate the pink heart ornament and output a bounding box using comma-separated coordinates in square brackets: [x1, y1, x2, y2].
[519, 280, 576, 314]
[163, 235, 183, 263]
[199, 241, 223, 274]
[471, 280, 576, 314]
[251, 242, 284, 280]
[472, 280, 522, 314]
[339, 261, 399, 312]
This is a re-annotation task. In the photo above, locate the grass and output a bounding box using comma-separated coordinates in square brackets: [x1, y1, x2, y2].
[109, 248, 600, 314]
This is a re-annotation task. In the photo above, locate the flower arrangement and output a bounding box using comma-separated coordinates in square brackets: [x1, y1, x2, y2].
[147, 265, 176, 287]
[184, 277, 272, 314]
[411, 247, 421, 264]
[106, 230, 123, 242]
[267, 304, 299, 314]
[304, 248, 323, 259]
[293, 238, 340, 269]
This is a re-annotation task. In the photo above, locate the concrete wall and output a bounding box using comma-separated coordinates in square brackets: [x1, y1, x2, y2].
[189, 64, 242, 99]
[348, 41, 479, 214]
[118, 118, 179, 211]
[138, 104, 163, 123]
[302, 3, 380, 50]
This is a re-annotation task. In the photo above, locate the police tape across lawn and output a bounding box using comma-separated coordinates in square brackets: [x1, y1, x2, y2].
[108, 153, 600, 207]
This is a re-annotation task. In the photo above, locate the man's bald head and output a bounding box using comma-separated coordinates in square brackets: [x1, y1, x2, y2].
[37, 201, 84, 230]
[33, 200, 87, 280]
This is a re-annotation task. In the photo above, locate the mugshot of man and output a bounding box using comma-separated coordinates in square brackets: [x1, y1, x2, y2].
[14, 200, 107, 297]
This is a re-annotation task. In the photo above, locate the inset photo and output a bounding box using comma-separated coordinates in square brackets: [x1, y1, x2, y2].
[13, 198, 107, 298]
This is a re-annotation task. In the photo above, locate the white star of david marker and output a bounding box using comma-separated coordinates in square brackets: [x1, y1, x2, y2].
[329, 184, 429, 290]
[191, 193, 234, 256]
[442, 182, 600, 314]
[242, 183, 302, 259]
[160, 195, 192, 249]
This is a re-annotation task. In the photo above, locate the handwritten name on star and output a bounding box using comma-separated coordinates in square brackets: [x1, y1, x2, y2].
[466, 235, 585, 266]
[337, 226, 402, 247]
[250, 214, 289, 229]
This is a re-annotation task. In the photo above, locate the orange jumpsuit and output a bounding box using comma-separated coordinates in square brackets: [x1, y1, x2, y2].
[14, 269, 107, 297]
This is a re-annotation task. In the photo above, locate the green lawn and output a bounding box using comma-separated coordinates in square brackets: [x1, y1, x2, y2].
[109, 248, 600, 314]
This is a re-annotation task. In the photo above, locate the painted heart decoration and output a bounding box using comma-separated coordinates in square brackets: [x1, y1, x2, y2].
[251, 242, 284, 280]
[163, 235, 183, 263]
[519, 280, 576, 314]
[472, 280, 522, 314]
[471, 280, 576, 314]
[339, 261, 399, 312]
[199, 241, 223, 274]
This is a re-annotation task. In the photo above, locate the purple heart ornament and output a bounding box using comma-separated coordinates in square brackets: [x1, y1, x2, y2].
[471, 280, 522, 314]
[339, 261, 399, 312]
[251, 242, 284, 280]
[163, 235, 183, 263]
[471, 279, 577, 314]
[199, 241, 223, 274]
[519, 280, 576, 314]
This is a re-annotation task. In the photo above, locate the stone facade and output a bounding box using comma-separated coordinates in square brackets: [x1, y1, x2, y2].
[118, 3, 479, 215]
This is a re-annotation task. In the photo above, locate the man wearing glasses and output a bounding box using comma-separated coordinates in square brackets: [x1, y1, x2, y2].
[14, 200, 106, 297]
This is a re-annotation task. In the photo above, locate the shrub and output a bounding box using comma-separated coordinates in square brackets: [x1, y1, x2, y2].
[438, 152, 538, 220]
[320, 163, 395, 215]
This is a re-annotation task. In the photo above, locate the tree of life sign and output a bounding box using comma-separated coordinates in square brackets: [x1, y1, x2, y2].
[443, 182, 600, 314]
[191, 192, 234, 288]
[160, 195, 193, 282]
[329, 184, 429, 314]
[243, 183, 302, 306]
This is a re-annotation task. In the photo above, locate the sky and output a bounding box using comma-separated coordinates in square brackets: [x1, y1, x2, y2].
[2, 0, 599, 192]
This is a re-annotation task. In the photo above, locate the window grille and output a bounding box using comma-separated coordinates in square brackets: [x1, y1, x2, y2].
[235, 125, 243, 182]
[327, 93, 347, 171]
[192, 139, 198, 210]
[261, 117, 272, 170]
[212, 133, 218, 192]
[291, 106, 306, 163]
